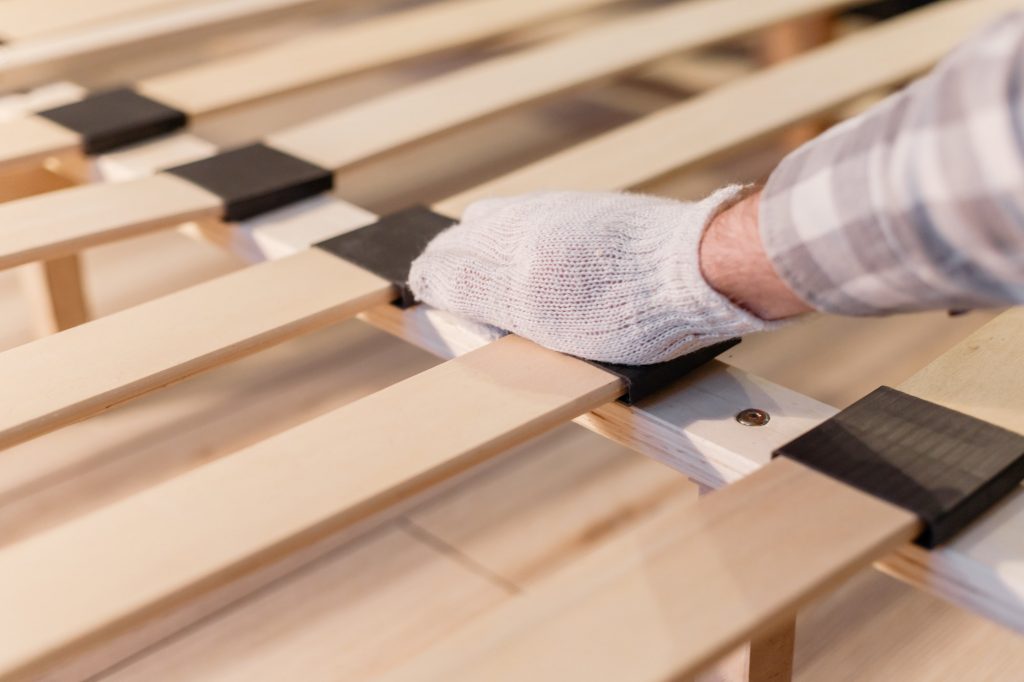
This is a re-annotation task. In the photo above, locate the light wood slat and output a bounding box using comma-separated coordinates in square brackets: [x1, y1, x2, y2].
[0, 173, 221, 270]
[138, 0, 622, 116]
[0, 115, 81, 174]
[0, 0, 622, 173]
[267, 0, 864, 169]
[0, 336, 622, 680]
[437, 0, 1004, 214]
[0, 0, 189, 42]
[379, 458, 921, 682]
[0, 0, 326, 89]
[0, 248, 390, 450]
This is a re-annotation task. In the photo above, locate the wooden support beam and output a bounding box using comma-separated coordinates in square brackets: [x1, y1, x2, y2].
[17, 254, 90, 334]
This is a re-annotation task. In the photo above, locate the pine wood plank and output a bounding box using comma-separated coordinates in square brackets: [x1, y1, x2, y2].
[0, 247, 390, 450]
[379, 460, 920, 682]
[406, 424, 694, 586]
[435, 0, 1012, 213]
[89, 523, 511, 682]
[0, 173, 220, 270]
[0, 0, 622, 173]
[0, 0, 189, 42]
[0, 0, 327, 89]
[138, 0, 621, 116]
[0, 336, 621, 680]
[266, 0, 865, 169]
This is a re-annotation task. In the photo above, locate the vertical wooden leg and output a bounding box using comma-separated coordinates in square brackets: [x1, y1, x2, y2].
[747, 619, 797, 682]
[692, 483, 797, 682]
[761, 15, 835, 150]
[19, 254, 91, 335]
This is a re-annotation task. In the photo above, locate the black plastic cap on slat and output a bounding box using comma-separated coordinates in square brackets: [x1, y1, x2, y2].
[166, 144, 334, 221]
[774, 386, 1024, 548]
[38, 88, 187, 154]
[316, 206, 456, 308]
[589, 339, 740, 405]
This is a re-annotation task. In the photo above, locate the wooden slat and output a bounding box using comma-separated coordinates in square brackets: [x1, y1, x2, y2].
[379, 458, 921, 682]
[435, 0, 1012, 213]
[92, 430, 690, 681]
[0, 0, 327, 89]
[0, 0, 188, 42]
[138, 0, 621, 116]
[0, 0, 623, 173]
[0, 173, 221, 269]
[0, 336, 622, 679]
[0, 114, 82, 174]
[266, 0, 865, 168]
[0, 247, 390, 450]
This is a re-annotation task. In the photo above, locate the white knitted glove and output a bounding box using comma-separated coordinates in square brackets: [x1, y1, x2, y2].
[408, 188, 774, 365]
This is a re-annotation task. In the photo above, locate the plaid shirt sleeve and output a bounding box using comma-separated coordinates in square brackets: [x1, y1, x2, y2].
[759, 12, 1024, 316]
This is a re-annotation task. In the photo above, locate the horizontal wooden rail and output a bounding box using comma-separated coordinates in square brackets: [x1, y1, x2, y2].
[0, 0, 624, 172]
[0, 0, 990, 449]
[380, 309, 1024, 682]
[0, 0, 330, 90]
[0, 0, 876, 266]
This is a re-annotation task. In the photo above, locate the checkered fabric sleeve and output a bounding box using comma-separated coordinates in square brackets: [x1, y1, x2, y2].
[759, 12, 1024, 315]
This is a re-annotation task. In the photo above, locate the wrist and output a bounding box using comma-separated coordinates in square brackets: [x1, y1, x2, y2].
[699, 189, 812, 320]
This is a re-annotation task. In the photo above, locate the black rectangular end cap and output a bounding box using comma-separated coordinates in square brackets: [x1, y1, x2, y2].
[38, 88, 186, 154]
[589, 338, 740, 405]
[166, 144, 333, 221]
[316, 206, 456, 308]
[773, 386, 1024, 548]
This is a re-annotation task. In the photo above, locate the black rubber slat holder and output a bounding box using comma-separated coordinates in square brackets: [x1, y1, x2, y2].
[38, 88, 187, 154]
[587, 339, 739, 405]
[167, 144, 334, 222]
[316, 205, 740, 404]
[774, 386, 1024, 548]
[317, 206, 456, 308]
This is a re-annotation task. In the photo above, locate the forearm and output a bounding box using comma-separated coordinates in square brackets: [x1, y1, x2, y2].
[700, 190, 810, 320]
[756, 12, 1024, 315]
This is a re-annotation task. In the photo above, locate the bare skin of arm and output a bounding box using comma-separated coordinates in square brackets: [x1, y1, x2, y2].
[700, 190, 812, 321]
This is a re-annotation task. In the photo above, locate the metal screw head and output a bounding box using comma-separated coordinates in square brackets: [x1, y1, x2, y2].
[736, 408, 770, 427]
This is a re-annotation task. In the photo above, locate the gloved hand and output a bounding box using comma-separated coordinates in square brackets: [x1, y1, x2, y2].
[408, 187, 778, 365]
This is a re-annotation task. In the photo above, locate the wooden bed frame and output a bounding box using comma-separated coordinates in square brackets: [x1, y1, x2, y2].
[0, 1, 1020, 680]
